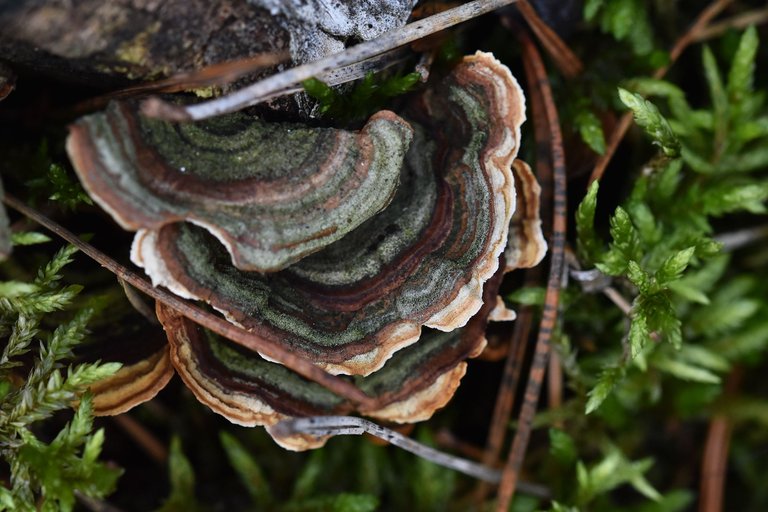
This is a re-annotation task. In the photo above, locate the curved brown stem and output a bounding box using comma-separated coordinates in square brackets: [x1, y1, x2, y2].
[588, 0, 736, 185]
[699, 368, 742, 512]
[513, 1, 583, 78]
[2, 195, 376, 409]
[474, 307, 534, 502]
[495, 28, 568, 510]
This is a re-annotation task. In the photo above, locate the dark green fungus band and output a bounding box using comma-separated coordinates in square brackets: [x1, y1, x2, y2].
[67, 102, 413, 272]
[156, 256, 502, 450]
[135, 52, 528, 376]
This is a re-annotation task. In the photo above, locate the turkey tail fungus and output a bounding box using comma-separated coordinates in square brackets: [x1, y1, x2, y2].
[67, 52, 547, 449]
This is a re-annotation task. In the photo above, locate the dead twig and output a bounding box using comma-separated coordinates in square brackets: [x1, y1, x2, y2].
[475, 37, 554, 482]
[141, 0, 520, 121]
[588, 0, 736, 185]
[68, 52, 288, 115]
[602, 286, 633, 316]
[275, 416, 550, 499]
[111, 414, 168, 464]
[436, 428, 488, 461]
[547, 351, 563, 423]
[475, 307, 533, 501]
[2, 195, 376, 410]
[693, 6, 768, 42]
[70, 48, 413, 116]
[274, 416, 502, 484]
[512, 1, 583, 78]
[495, 29, 568, 511]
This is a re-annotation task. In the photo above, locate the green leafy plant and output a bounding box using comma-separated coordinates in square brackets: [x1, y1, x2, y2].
[24, 143, 92, 212]
[573, 26, 767, 414]
[303, 71, 421, 121]
[0, 240, 121, 510]
[583, 0, 654, 56]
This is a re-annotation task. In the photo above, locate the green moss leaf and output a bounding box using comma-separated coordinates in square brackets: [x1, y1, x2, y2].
[576, 181, 602, 264]
[653, 358, 720, 384]
[586, 366, 625, 414]
[575, 109, 607, 155]
[629, 307, 650, 358]
[507, 286, 546, 306]
[727, 26, 759, 106]
[219, 432, 273, 508]
[158, 437, 203, 512]
[618, 88, 680, 157]
[549, 429, 578, 466]
[597, 207, 642, 276]
[584, 0, 604, 21]
[10, 232, 51, 246]
[655, 247, 695, 285]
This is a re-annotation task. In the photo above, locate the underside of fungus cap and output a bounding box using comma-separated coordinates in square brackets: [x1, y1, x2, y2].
[67, 103, 413, 272]
[74, 323, 174, 416]
[132, 52, 527, 376]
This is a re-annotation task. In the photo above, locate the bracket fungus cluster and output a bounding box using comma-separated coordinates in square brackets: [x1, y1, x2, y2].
[67, 52, 547, 450]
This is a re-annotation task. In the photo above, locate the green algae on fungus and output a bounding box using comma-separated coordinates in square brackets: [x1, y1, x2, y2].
[67, 104, 412, 272]
[133, 52, 531, 376]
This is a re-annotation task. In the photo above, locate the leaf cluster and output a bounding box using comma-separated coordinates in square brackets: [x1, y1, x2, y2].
[23, 142, 92, 212]
[573, 27, 768, 415]
[583, 0, 655, 56]
[511, 26, 768, 511]
[157, 426, 463, 512]
[0, 239, 121, 511]
[303, 71, 421, 122]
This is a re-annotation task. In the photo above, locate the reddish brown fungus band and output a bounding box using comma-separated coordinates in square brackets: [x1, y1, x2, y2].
[2, 194, 376, 409]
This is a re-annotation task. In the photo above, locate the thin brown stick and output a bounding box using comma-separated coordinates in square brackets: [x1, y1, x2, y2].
[475, 18, 554, 504]
[699, 368, 742, 512]
[111, 414, 168, 463]
[69, 48, 412, 117]
[2, 195, 376, 409]
[496, 30, 568, 511]
[436, 428, 488, 461]
[474, 308, 534, 501]
[141, 0, 520, 121]
[588, 0, 736, 185]
[693, 7, 768, 42]
[68, 52, 288, 115]
[700, 417, 730, 512]
[484, 311, 535, 462]
[547, 351, 563, 422]
[275, 415, 502, 483]
[603, 286, 633, 316]
[513, 1, 583, 78]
